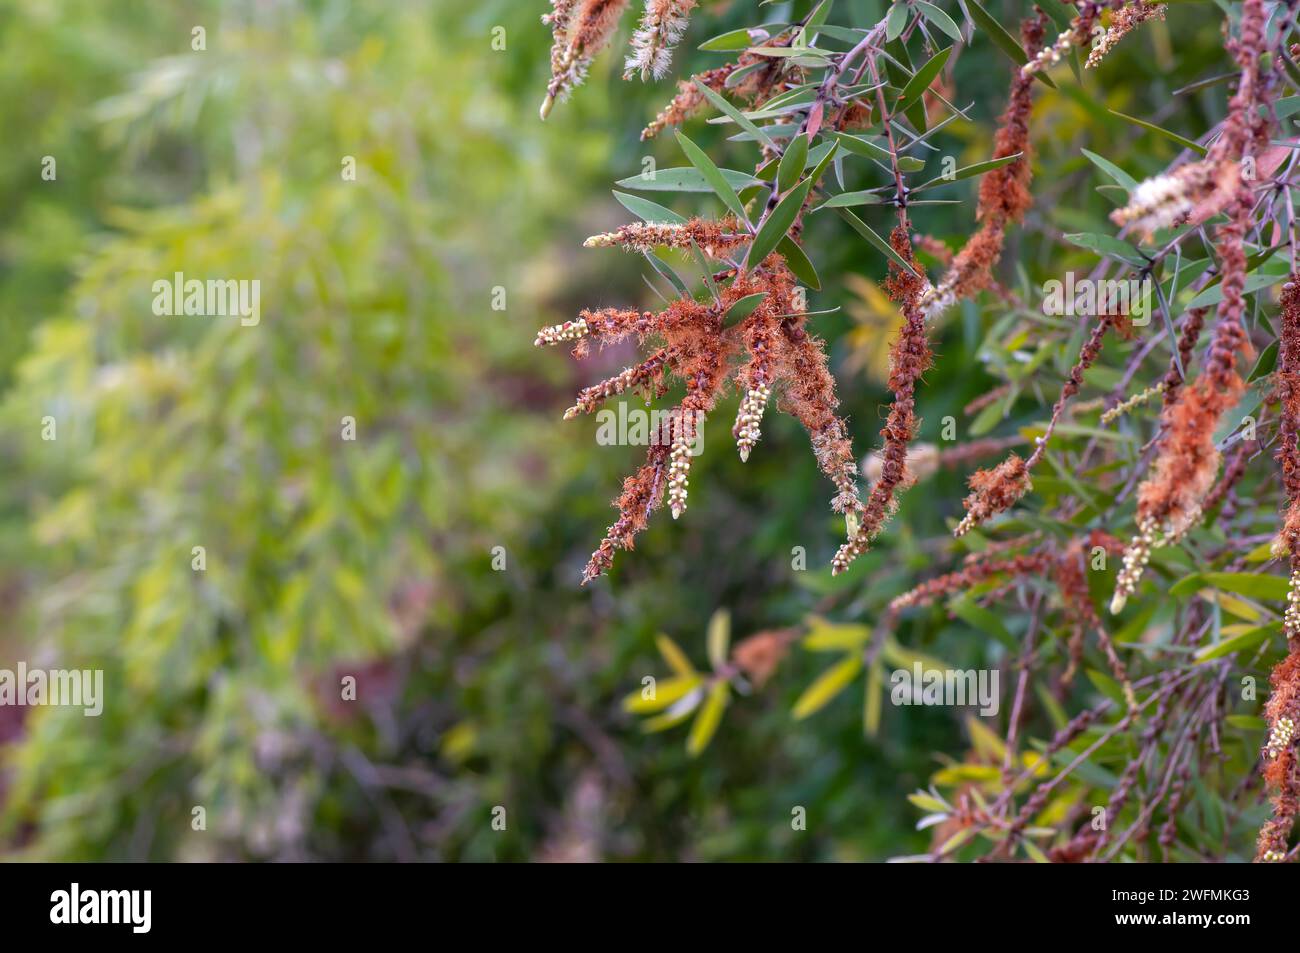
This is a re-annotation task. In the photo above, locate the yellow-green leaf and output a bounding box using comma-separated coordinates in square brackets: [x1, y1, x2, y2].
[656, 633, 696, 677]
[623, 674, 704, 713]
[706, 608, 731, 671]
[793, 654, 863, 719]
[687, 680, 730, 755]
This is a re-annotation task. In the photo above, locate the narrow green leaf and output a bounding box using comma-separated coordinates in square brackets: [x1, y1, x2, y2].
[865, 658, 884, 737]
[706, 608, 731, 671]
[615, 166, 760, 193]
[1064, 231, 1147, 265]
[686, 681, 729, 755]
[792, 654, 863, 719]
[917, 1, 963, 41]
[676, 131, 751, 224]
[1194, 622, 1278, 662]
[1081, 148, 1138, 192]
[886, 2, 910, 41]
[829, 132, 892, 163]
[723, 292, 769, 325]
[1108, 109, 1207, 157]
[1186, 270, 1287, 309]
[623, 675, 703, 713]
[690, 239, 721, 303]
[1248, 339, 1279, 382]
[836, 207, 919, 276]
[966, 0, 1055, 87]
[1171, 571, 1289, 601]
[612, 190, 687, 224]
[746, 177, 813, 268]
[700, 26, 764, 51]
[644, 251, 691, 297]
[816, 190, 885, 209]
[896, 46, 952, 115]
[656, 633, 697, 676]
[777, 235, 821, 289]
[642, 688, 704, 732]
[912, 152, 1021, 191]
[696, 79, 777, 150]
[778, 134, 809, 193]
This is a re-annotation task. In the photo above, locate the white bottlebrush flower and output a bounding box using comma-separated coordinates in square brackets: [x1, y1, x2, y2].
[1110, 162, 1218, 240]
[624, 0, 698, 81]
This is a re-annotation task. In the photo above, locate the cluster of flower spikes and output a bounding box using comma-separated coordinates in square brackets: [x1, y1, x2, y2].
[541, 1, 703, 119]
[1109, 0, 1272, 616]
[1258, 277, 1300, 863]
[536, 248, 863, 583]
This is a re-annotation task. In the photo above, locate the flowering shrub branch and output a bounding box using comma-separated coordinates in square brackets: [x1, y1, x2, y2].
[538, 0, 1300, 862]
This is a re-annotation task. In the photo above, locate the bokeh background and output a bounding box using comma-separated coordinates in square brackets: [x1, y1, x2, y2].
[0, 0, 1248, 860]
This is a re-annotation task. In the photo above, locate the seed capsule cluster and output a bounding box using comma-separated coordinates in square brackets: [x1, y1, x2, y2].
[667, 423, 694, 519]
[1265, 716, 1295, 760]
[732, 384, 770, 462]
[1110, 518, 1159, 614]
[534, 317, 589, 346]
[1286, 570, 1300, 639]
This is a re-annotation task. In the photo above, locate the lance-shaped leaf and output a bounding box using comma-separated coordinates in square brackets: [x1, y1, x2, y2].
[706, 608, 731, 671]
[836, 207, 919, 277]
[686, 680, 730, 755]
[793, 654, 863, 719]
[1081, 148, 1138, 191]
[745, 176, 813, 269]
[829, 131, 893, 163]
[656, 633, 697, 676]
[1064, 232, 1147, 266]
[886, 2, 910, 41]
[696, 79, 778, 150]
[1108, 109, 1208, 157]
[777, 236, 821, 290]
[778, 134, 809, 193]
[676, 130, 751, 226]
[623, 675, 704, 713]
[895, 46, 951, 116]
[644, 250, 691, 298]
[615, 166, 759, 193]
[815, 190, 885, 209]
[912, 152, 1022, 192]
[917, 1, 963, 41]
[722, 292, 769, 326]
[612, 190, 687, 224]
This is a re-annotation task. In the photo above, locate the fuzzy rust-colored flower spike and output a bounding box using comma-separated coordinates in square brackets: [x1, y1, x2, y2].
[1161, 307, 1206, 411]
[919, 15, 1044, 323]
[542, 252, 864, 582]
[1112, 0, 1270, 614]
[1274, 279, 1300, 620]
[583, 217, 748, 256]
[956, 312, 1123, 536]
[624, 0, 697, 81]
[889, 552, 1053, 613]
[832, 228, 930, 575]
[1055, 535, 1138, 711]
[1256, 653, 1300, 861]
[1087, 2, 1166, 69]
[1110, 0, 1271, 239]
[1257, 278, 1300, 862]
[541, 0, 632, 120]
